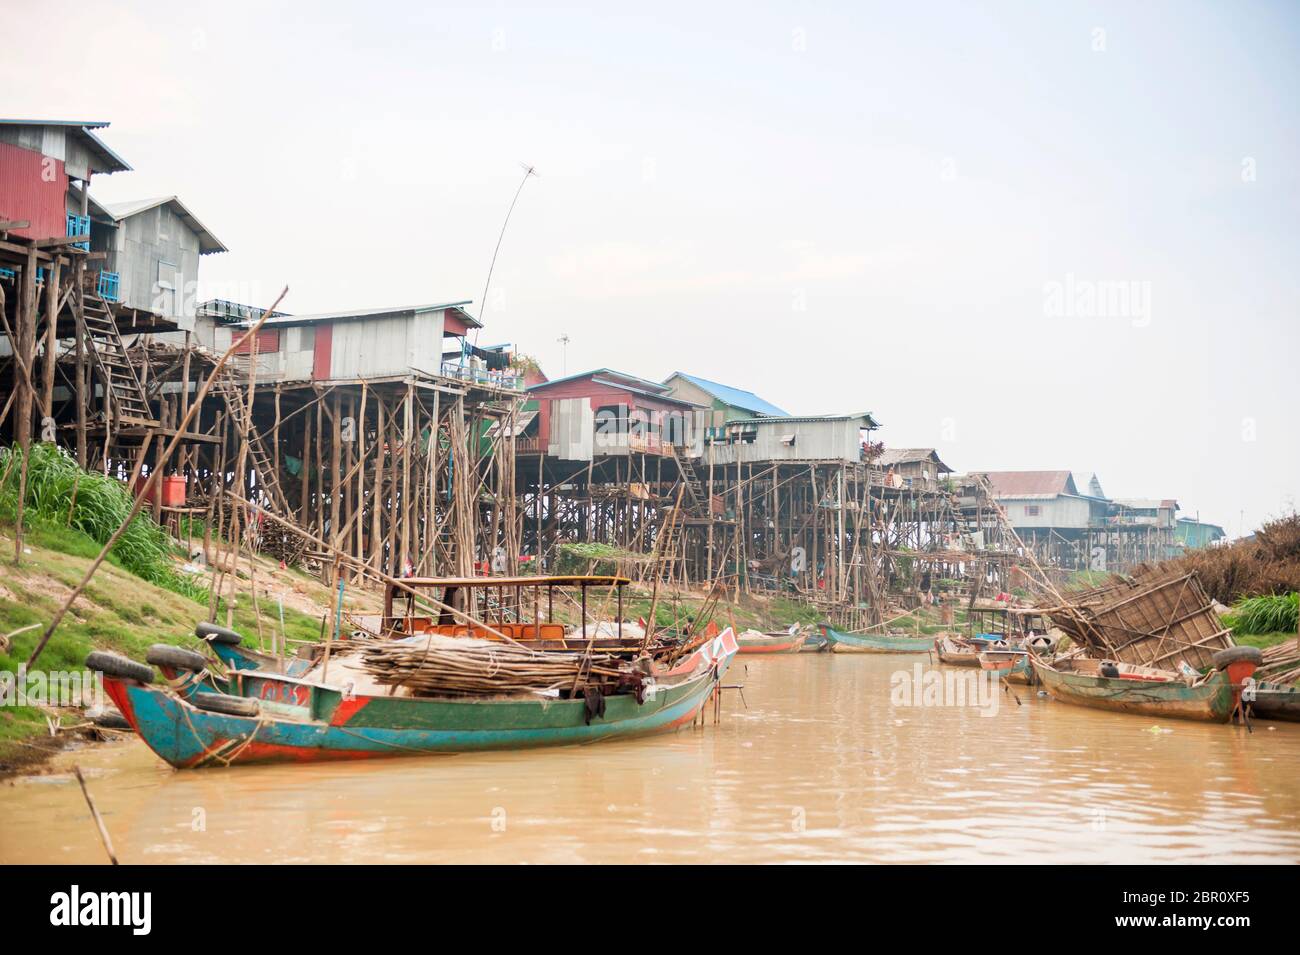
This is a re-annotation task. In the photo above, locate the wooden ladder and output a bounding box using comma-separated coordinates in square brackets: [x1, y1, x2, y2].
[82, 294, 154, 425]
[667, 443, 706, 511]
[210, 368, 292, 517]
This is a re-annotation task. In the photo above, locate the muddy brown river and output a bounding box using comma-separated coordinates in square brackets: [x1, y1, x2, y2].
[4, 654, 1299, 863]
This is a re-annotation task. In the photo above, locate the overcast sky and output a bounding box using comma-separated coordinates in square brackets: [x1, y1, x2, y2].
[6, 0, 1297, 535]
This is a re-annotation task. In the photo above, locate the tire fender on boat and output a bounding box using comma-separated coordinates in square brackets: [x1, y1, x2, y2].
[146, 644, 209, 672]
[195, 622, 243, 645]
[85, 651, 154, 684]
[192, 693, 260, 717]
[1211, 646, 1264, 670]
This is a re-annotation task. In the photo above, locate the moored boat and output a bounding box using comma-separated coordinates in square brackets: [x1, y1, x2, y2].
[935, 634, 982, 667]
[1248, 682, 1300, 722]
[737, 628, 808, 654]
[799, 628, 830, 652]
[1030, 647, 1262, 724]
[88, 629, 740, 768]
[978, 648, 1033, 684]
[821, 624, 932, 654]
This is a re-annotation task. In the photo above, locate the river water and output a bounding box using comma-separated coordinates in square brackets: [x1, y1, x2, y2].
[4, 653, 1299, 864]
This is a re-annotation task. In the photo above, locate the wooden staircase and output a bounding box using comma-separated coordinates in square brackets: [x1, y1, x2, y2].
[666, 443, 706, 513]
[83, 294, 154, 425]
[209, 369, 292, 517]
[210, 367, 309, 564]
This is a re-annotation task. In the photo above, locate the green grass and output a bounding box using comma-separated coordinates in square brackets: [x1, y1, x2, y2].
[0, 443, 207, 603]
[1223, 592, 1298, 636]
[1231, 631, 1299, 650]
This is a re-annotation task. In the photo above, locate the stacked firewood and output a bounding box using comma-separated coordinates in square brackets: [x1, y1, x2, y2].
[1258, 639, 1300, 685]
[360, 636, 630, 698]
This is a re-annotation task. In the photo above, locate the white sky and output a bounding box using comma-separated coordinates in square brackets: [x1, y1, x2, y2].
[5, 0, 1297, 536]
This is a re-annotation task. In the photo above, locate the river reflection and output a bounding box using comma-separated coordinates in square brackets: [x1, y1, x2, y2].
[4, 654, 1299, 863]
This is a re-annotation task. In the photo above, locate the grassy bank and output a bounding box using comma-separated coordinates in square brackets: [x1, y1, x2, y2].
[0, 519, 330, 772]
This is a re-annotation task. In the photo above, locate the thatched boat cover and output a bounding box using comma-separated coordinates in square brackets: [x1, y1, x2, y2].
[1036, 568, 1234, 671]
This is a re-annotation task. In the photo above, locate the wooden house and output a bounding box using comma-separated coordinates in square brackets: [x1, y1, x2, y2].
[194, 300, 506, 386]
[662, 372, 788, 433]
[526, 369, 706, 462]
[706, 412, 881, 466]
[877, 448, 953, 491]
[89, 196, 226, 322]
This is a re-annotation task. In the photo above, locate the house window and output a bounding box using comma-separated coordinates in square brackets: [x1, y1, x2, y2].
[234, 328, 281, 355]
[1025, 505, 1041, 516]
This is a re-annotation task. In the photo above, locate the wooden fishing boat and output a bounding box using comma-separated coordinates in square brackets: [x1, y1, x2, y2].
[737, 628, 807, 654]
[1248, 682, 1300, 722]
[934, 634, 982, 667]
[89, 630, 740, 768]
[1030, 647, 1262, 723]
[821, 624, 932, 654]
[978, 648, 1033, 684]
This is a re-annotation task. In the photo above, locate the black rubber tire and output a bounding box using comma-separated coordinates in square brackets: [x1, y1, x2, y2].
[145, 644, 208, 672]
[85, 651, 154, 684]
[1212, 646, 1264, 669]
[192, 693, 260, 717]
[1026, 634, 1058, 653]
[87, 707, 132, 730]
[195, 622, 242, 645]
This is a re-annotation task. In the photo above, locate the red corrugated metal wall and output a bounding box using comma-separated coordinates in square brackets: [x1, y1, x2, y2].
[233, 328, 281, 355]
[0, 142, 69, 240]
[312, 324, 333, 380]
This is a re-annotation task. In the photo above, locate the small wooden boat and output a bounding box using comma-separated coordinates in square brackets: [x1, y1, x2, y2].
[978, 648, 1033, 684]
[737, 628, 807, 654]
[1248, 682, 1300, 722]
[90, 630, 740, 768]
[934, 634, 982, 667]
[798, 628, 829, 652]
[1030, 648, 1262, 723]
[820, 624, 932, 654]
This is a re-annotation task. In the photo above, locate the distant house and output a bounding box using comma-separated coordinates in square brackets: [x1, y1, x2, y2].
[662, 372, 788, 432]
[975, 470, 1109, 531]
[707, 412, 882, 466]
[877, 448, 953, 490]
[527, 368, 706, 461]
[1175, 517, 1226, 550]
[196, 300, 495, 385]
[90, 196, 226, 321]
[1111, 498, 1179, 531]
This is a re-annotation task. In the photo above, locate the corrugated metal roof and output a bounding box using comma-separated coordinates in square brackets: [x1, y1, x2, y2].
[977, 470, 1077, 497]
[0, 119, 132, 174]
[234, 301, 476, 329]
[528, 369, 705, 408]
[667, 371, 789, 416]
[530, 368, 668, 394]
[727, 411, 881, 428]
[99, 196, 226, 253]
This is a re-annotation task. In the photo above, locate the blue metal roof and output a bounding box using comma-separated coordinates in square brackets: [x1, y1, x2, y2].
[668, 372, 789, 417]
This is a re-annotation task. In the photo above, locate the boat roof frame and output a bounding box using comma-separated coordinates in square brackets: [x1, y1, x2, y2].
[387, 574, 630, 591]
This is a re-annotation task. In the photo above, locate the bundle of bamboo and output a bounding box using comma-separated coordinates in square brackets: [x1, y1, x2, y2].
[360, 635, 633, 698]
[1258, 639, 1300, 685]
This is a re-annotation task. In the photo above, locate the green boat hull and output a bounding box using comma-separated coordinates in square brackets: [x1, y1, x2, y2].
[821, 625, 932, 654]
